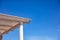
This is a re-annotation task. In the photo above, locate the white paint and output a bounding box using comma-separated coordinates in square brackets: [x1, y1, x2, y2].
[19, 24, 23, 40]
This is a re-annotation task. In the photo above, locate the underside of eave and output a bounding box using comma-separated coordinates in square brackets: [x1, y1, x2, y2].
[0, 21, 20, 35]
[0, 14, 30, 35]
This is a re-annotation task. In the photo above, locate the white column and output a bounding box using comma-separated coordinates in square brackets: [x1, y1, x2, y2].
[19, 23, 23, 40]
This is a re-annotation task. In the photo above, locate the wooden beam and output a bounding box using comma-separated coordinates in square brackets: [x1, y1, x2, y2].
[0, 25, 12, 27]
[2, 22, 20, 35]
[0, 30, 5, 34]
[0, 20, 19, 27]
[0, 26, 11, 31]
[0, 19, 19, 22]
[0, 14, 30, 23]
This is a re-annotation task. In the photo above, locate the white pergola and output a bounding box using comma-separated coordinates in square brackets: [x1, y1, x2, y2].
[0, 14, 30, 40]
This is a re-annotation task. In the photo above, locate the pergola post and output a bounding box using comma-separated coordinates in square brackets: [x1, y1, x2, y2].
[0, 33, 2, 40]
[19, 23, 23, 40]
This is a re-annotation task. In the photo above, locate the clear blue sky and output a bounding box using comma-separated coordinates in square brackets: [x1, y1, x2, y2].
[0, 0, 60, 40]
